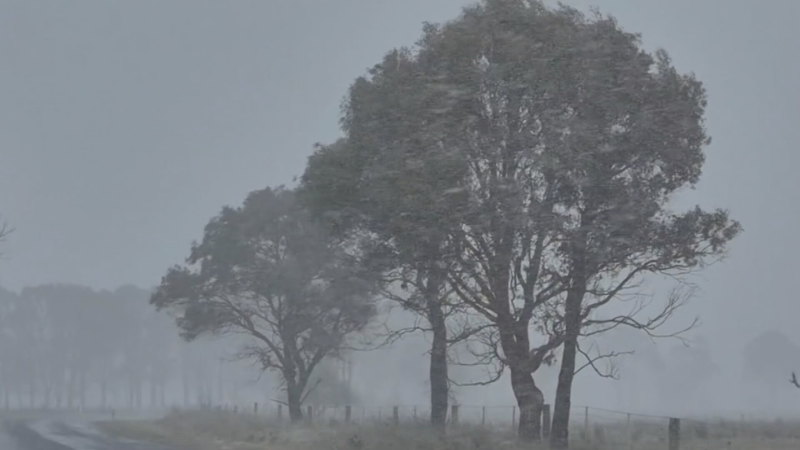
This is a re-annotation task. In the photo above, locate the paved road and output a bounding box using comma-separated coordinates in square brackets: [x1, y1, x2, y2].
[2, 416, 173, 450]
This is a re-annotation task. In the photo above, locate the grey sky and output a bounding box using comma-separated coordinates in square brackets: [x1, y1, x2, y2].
[1, 0, 799, 408]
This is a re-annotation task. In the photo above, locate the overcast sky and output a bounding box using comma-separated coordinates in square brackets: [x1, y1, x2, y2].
[1, 0, 799, 396]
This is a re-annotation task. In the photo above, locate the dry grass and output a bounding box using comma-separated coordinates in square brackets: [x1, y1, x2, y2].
[96, 410, 800, 450]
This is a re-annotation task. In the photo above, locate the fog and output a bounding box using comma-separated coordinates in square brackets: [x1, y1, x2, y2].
[1, 0, 799, 427]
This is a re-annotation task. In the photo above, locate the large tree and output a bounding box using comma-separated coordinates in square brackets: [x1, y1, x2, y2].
[152, 187, 378, 422]
[302, 0, 739, 442]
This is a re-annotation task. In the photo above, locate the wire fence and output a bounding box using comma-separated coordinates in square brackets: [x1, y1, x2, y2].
[121, 401, 800, 449]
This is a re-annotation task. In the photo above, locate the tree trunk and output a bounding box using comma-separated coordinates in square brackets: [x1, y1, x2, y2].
[286, 383, 304, 423]
[551, 330, 579, 448]
[550, 273, 586, 449]
[427, 295, 448, 431]
[510, 365, 543, 441]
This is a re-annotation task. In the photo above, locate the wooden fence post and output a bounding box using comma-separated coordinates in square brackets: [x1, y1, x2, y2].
[277, 404, 283, 421]
[306, 405, 313, 425]
[253, 402, 258, 415]
[451, 405, 459, 425]
[413, 406, 417, 422]
[542, 404, 551, 439]
[481, 406, 486, 426]
[584, 406, 590, 441]
[393, 406, 399, 425]
[668, 418, 680, 450]
[345, 405, 352, 424]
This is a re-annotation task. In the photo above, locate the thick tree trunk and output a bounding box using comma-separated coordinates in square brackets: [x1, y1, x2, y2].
[427, 296, 448, 431]
[510, 366, 544, 441]
[286, 383, 304, 423]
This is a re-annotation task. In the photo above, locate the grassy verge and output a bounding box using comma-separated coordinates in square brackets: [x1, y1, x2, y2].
[96, 409, 800, 450]
[96, 410, 537, 450]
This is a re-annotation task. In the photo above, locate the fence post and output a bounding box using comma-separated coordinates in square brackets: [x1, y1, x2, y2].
[626, 413, 632, 450]
[306, 405, 313, 425]
[668, 418, 680, 450]
[481, 406, 486, 426]
[451, 405, 459, 425]
[277, 404, 283, 421]
[542, 404, 551, 439]
[413, 406, 417, 422]
[345, 405, 352, 424]
[393, 406, 400, 425]
[254, 402, 258, 415]
[584, 406, 590, 441]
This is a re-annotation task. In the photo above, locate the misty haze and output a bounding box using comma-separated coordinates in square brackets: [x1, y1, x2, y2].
[1, 1, 798, 450]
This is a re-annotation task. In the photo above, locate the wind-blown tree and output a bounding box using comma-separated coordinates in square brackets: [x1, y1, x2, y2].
[301, 88, 476, 428]
[531, 13, 741, 449]
[152, 187, 378, 422]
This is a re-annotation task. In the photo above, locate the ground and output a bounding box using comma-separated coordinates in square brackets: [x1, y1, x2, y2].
[96, 409, 800, 450]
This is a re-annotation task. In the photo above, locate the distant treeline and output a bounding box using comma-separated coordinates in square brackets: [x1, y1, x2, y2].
[0, 284, 237, 410]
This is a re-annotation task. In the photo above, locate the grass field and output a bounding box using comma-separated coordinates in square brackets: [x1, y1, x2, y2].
[96, 409, 800, 450]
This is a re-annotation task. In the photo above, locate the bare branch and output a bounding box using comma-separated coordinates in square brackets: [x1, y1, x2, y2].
[574, 342, 633, 379]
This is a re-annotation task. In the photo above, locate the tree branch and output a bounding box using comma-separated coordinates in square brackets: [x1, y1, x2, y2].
[574, 342, 633, 379]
